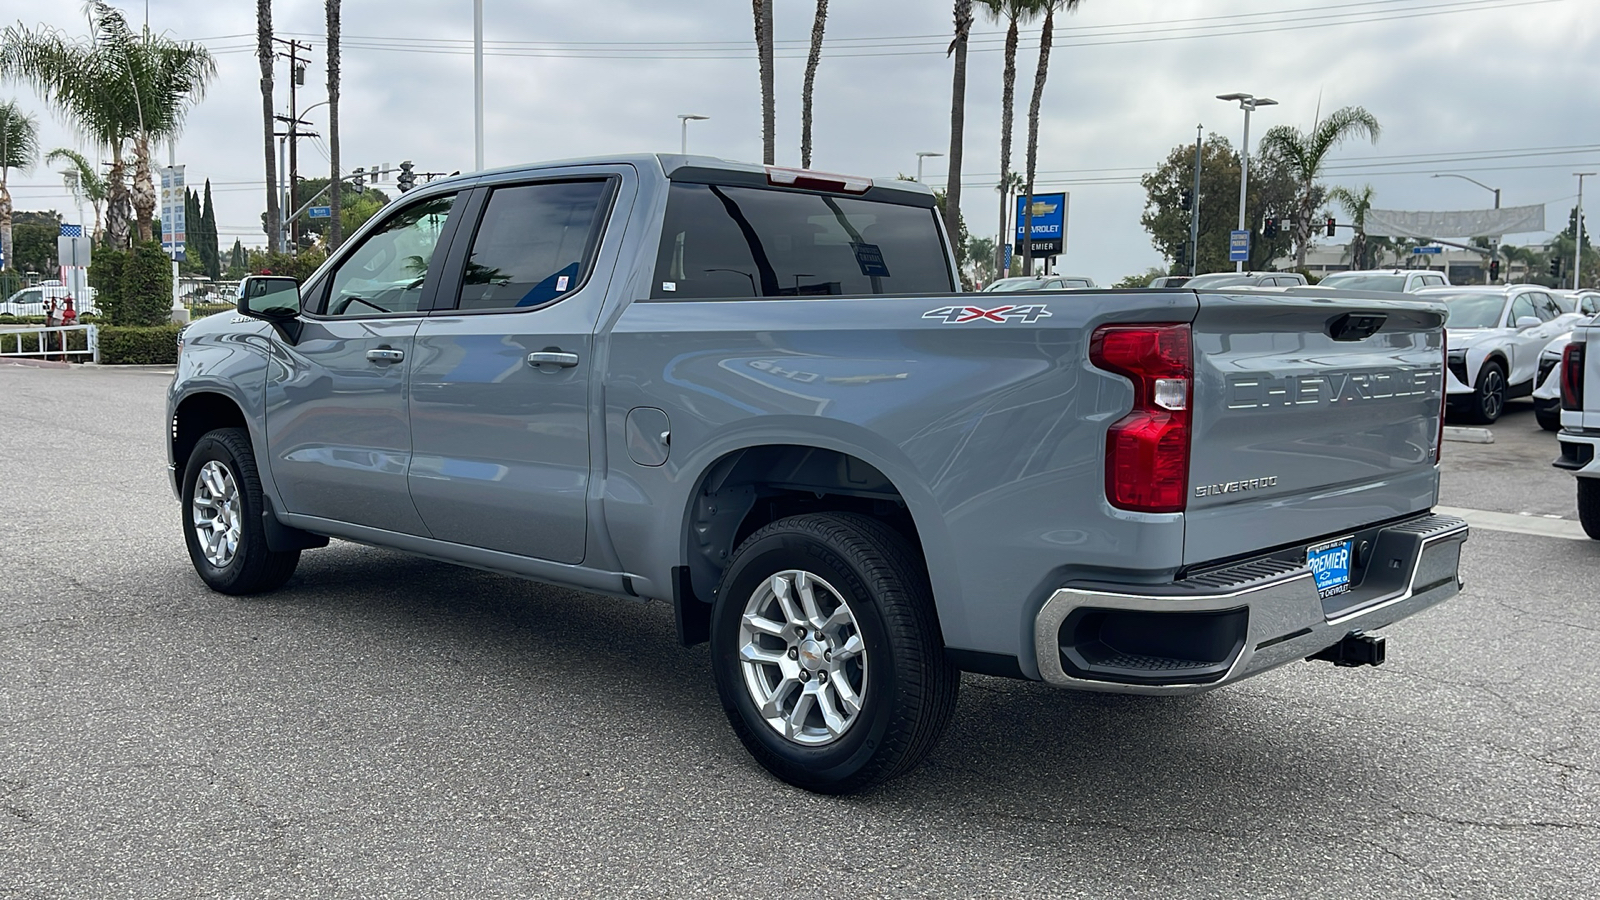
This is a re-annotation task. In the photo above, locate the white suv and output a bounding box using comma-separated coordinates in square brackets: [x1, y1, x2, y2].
[1416, 285, 1586, 424]
[1318, 269, 1450, 293]
[0, 284, 99, 317]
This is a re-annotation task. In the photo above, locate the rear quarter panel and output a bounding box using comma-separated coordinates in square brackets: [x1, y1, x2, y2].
[600, 290, 1199, 676]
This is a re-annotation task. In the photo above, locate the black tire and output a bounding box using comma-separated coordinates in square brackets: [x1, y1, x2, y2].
[1534, 397, 1563, 432]
[181, 427, 300, 594]
[1579, 479, 1600, 541]
[1465, 360, 1508, 424]
[709, 512, 959, 794]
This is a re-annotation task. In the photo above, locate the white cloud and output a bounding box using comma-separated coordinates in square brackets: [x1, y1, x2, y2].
[5, 0, 1598, 282]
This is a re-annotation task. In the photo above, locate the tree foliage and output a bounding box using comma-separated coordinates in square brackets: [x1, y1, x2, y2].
[1139, 133, 1299, 274]
[1257, 105, 1380, 269]
[119, 241, 174, 326]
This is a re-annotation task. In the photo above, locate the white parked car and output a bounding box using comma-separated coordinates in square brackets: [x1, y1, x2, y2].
[1317, 269, 1450, 293]
[1184, 271, 1308, 289]
[1531, 291, 1600, 430]
[980, 275, 1097, 292]
[1417, 285, 1586, 424]
[0, 284, 99, 317]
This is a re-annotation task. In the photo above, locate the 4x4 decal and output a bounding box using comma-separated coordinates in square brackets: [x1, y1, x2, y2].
[922, 304, 1052, 324]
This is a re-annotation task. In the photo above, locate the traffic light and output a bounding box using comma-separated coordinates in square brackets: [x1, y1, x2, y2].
[1325, 216, 1337, 237]
[1179, 189, 1193, 211]
[1175, 243, 1187, 269]
[1489, 260, 1500, 281]
[397, 160, 416, 193]
[352, 166, 366, 191]
[1263, 217, 1278, 238]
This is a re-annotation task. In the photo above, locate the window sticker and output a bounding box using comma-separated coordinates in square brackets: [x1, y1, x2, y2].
[556, 275, 570, 292]
[662, 281, 677, 292]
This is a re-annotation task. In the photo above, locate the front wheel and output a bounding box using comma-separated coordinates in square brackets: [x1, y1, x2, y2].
[1579, 479, 1600, 540]
[709, 512, 959, 794]
[1465, 360, 1508, 424]
[182, 427, 300, 594]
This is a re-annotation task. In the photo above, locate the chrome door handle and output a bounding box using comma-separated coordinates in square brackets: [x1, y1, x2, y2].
[527, 351, 580, 369]
[366, 348, 405, 364]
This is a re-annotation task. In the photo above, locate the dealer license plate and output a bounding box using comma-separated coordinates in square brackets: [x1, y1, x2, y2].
[1307, 538, 1354, 600]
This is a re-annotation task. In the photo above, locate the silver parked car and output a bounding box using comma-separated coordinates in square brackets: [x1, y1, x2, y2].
[1317, 269, 1450, 293]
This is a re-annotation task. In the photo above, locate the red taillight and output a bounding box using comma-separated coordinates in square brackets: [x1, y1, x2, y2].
[1562, 341, 1586, 411]
[765, 166, 873, 194]
[1090, 323, 1192, 513]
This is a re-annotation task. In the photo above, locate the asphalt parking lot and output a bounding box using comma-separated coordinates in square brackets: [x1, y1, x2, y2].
[2, 363, 1597, 899]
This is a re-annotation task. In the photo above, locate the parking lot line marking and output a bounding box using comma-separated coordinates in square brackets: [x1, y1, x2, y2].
[1434, 505, 1591, 541]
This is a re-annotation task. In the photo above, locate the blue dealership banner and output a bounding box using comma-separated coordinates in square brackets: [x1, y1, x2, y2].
[1014, 193, 1068, 256]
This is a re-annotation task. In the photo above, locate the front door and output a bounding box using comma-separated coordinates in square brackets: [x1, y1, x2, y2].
[408, 177, 621, 564]
[265, 192, 462, 534]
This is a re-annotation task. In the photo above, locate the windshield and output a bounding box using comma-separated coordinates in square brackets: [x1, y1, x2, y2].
[1185, 273, 1256, 288]
[1053, 278, 1093, 288]
[1319, 273, 1407, 292]
[1434, 292, 1507, 329]
[983, 277, 1044, 292]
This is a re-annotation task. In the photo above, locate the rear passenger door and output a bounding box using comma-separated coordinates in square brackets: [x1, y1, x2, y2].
[407, 170, 628, 564]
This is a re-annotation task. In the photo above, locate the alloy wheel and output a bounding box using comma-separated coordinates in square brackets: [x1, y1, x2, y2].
[191, 460, 242, 568]
[737, 570, 867, 746]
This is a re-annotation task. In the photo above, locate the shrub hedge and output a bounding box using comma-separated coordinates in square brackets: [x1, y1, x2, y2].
[98, 325, 183, 365]
[120, 243, 175, 327]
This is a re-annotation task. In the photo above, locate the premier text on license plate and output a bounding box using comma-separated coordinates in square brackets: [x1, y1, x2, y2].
[1308, 538, 1354, 600]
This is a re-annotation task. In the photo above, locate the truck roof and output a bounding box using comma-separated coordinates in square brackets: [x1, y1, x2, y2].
[423, 154, 939, 207]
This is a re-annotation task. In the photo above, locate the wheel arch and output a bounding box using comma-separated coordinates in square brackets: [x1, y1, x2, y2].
[171, 390, 250, 490]
[674, 437, 958, 649]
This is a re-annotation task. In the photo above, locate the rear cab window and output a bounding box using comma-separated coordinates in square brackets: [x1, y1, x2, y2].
[455, 180, 613, 311]
[651, 181, 953, 300]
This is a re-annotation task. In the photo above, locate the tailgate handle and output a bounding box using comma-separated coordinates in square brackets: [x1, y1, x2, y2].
[1327, 312, 1387, 342]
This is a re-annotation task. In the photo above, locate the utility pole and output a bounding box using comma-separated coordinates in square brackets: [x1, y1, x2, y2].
[1577, 172, 1595, 290]
[275, 38, 313, 253]
[1188, 124, 1203, 277]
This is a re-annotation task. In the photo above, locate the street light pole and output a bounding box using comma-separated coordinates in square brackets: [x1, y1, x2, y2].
[1577, 172, 1596, 290]
[474, 0, 484, 171]
[1431, 173, 1502, 283]
[915, 151, 943, 183]
[678, 114, 709, 154]
[1217, 92, 1276, 272]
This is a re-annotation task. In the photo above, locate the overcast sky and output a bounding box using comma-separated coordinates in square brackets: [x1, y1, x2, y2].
[5, 0, 1599, 283]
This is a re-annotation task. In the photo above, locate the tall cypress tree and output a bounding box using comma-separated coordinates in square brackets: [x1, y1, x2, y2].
[183, 188, 202, 272]
[201, 179, 220, 280]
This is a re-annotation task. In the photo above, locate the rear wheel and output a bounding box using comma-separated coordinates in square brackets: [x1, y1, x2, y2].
[182, 427, 300, 594]
[709, 512, 958, 794]
[1535, 398, 1562, 432]
[1579, 479, 1600, 540]
[1465, 360, 1508, 424]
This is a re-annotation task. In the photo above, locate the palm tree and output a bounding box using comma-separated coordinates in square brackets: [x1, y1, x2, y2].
[1020, 0, 1080, 276]
[327, 0, 342, 250]
[45, 147, 108, 243]
[0, 99, 38, 271]
[1258, 106, 1380, 270]
[1328, 184, 1375, 270]
[799, 0, 828, 169]
[259, 0, 280, 253]
[2, 12, 132, 248]
[1, 3, 213, 248]
[981, 0, 1043, 278]
[752, 0, 775, 165]
[943, 0, 974, 259]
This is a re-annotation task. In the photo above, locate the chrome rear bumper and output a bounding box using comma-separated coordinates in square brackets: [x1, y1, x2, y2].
[1033, 513, 1468, 695]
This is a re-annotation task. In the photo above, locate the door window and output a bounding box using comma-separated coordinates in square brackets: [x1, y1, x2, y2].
[1507, 293, 1537, 326]
[454, 180, 612, 311]
[1533, 292, 1564, 320]
[321, 194, 457, 317]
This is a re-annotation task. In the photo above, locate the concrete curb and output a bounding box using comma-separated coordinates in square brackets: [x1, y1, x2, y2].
[1443, 426, 1495, 444]
[0, 358, 71, 369]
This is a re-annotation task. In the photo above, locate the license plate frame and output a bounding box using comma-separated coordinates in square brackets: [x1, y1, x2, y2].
[1307, 537, 1355, 600]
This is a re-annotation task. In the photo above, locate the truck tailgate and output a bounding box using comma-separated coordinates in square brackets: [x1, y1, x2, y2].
[1185, 291, 1446, 565]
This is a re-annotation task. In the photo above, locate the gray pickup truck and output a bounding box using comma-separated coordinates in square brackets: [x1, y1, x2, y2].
[168, 155, 1468, 792]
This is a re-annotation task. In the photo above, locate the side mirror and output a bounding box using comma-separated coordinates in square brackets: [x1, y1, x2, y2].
[238, 275, 301, 320]
[1515, 316, 1542, 330]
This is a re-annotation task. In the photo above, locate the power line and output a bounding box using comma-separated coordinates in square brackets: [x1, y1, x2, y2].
[193, 0, 1566, 60]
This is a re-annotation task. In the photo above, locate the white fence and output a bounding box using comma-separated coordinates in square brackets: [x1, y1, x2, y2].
[0, 324, 99, 363]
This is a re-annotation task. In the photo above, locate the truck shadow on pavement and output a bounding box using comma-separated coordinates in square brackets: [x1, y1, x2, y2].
[246, 540, 1418, 821]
